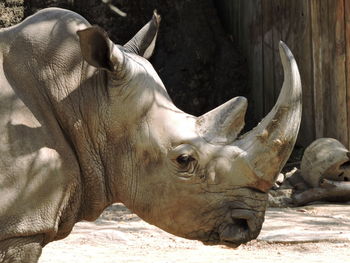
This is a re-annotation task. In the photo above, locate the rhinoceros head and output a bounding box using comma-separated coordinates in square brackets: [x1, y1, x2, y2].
[76, 12, 301, 247]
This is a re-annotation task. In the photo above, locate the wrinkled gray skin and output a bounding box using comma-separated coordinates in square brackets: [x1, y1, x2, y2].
[0, 8, 302, 262]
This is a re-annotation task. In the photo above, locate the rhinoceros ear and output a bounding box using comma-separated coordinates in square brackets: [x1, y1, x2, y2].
[123, 10, 161, 59]
[77, 26, 123, 72]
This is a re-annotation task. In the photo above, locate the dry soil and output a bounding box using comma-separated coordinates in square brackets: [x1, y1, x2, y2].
[39, 203, 350, 263]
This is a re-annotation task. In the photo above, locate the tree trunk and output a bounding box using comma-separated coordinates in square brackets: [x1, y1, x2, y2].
[293, 179, 350, 206]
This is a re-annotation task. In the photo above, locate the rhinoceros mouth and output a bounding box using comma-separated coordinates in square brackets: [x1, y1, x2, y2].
[203, 209, 264, 248]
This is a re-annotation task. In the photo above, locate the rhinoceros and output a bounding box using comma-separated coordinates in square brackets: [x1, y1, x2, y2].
[0, 7, 301, 262]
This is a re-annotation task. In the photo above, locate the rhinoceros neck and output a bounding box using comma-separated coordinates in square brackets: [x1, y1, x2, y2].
[52, 65, 116, 221]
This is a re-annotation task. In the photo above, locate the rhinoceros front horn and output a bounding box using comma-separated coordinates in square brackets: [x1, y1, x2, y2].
[235, 42, 302, 191]
[198, 42, 302, 192]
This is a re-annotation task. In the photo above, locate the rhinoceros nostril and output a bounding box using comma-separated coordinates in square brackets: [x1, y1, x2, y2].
[234, 218, 249, 231]
[231, 209, 261, 233]
[217, 217, 253, 246]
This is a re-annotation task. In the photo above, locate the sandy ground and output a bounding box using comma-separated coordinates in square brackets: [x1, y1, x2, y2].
[38, 203, 350, 263]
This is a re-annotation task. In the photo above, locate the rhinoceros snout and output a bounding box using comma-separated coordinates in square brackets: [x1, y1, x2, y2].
[205, 209, 264, 247]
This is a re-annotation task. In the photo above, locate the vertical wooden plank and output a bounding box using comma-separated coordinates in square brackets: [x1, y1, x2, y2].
[215, 0, 233, 34]
[249, 0, 264, 121]
[238, 0, 264, 122]
[227, 0, 234, 37]
[228, 0, 234, 35]
[262, 0, 275, 114]
[321, 2, 332, 142]
[239, 0, 245, 51]
[327, 0, 348, 146]
[345, 0, 350, 149]
[271, 0, 285, 102]
[237, 0, 241, 43]
[232, 0, 240, 40]
[288, 0, 314, 146]
[310, 0, 326, 139]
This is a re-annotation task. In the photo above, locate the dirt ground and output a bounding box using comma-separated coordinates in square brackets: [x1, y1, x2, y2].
[39, 203, 350, 263]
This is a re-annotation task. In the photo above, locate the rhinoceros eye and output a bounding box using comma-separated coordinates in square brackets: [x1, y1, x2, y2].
[169, 144, 198, 175]
[176, 154, 194, 166]
[175, 154, 196, 174]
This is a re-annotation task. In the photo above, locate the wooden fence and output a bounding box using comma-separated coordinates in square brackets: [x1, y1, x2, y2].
[216, 0, 350, 148]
